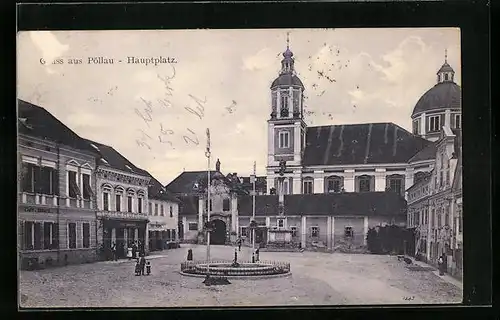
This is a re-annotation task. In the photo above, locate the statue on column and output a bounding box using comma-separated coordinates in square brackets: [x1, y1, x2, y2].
[216, 158, 221, 172]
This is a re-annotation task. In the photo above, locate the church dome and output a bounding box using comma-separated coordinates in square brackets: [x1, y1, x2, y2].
[270, 73, 304, 89]
[411, 81, 461, 117]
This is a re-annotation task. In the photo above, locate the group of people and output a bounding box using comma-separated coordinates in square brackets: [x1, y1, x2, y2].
[134, 255, 151, 276]
[127, 241, 145, 260]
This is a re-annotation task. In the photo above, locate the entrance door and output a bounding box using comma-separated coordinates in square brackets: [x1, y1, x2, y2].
[116, 228, 125, 258]
[211, 219, 226, 245]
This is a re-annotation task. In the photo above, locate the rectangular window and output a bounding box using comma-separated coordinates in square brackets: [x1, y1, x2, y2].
[138, 198, 142, 213]
[33, 222, 42, 250]
[24, 221, 33, 250]
[68, 223, 77, 249]
[412, 119, 420, 135]
[43, 222, 52, 249]
[303, 180, 313, 194]
[429, 115, 441, 132]
[21, 163, 34, 193]
[280, 94, 289, 114]
[149, 202, 152, 215]
[223, 199, 230, 211]
[172, 229, 176, 240]
[154, 204, 159, 216]
[344, 226, 353, 238]
[166, 229, 171, 240]
[127, 196, 133, 212]
[241, 227, 247, 237]
[311, 226, 319, 237]
[169, 206, 173, 217]
[278, 131, 290, 148]
[83, 223, 90, 248]
[40, 167, 55, 195]
[277, 219, 284, 228]
[52, 223, 59, 248]
[188, 223, 198, 231]
[103, 193, 109, 211]
[82, 174, 92, 200]
[290, 226, 297, 237]
[68, 171, 79, 198]
[115, 195, 121, 212]
[283, 180, 289, 195]
[161, 204, 164, 216]
[454, 114, 461, 129]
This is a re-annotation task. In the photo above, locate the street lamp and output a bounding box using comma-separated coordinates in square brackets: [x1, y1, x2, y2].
[205, 128, 211, 276]
[251, 161, 256, 251]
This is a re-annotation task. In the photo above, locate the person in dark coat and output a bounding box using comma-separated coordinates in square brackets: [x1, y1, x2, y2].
[132, 242, 137, 259]
[111, 242, 117, 261]
[140, 255, 146, 275]
[255, 248, 260, 262]
[146, 261, 151, 275]
[438, 255, 445, 276]
[238, 238, 242, 252]
[134, 259, 141, 276]
[187, 249, 193, 261]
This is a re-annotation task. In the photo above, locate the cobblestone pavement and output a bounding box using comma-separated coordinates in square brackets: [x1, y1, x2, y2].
[19, 245, 462, 308]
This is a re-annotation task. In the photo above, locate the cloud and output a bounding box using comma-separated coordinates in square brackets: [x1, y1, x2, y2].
[242, 48, 275, 71]
[28, 31, 69, 74]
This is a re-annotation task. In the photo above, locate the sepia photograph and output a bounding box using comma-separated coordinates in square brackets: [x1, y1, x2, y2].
[17, 28, 463, 308]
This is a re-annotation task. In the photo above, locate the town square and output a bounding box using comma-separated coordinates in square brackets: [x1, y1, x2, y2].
[17, 28, 463, 307]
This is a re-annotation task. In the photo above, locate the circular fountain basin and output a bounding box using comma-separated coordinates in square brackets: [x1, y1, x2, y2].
[180, 261, 291, 279]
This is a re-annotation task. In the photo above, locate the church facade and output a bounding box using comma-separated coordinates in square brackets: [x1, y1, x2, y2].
[171, 41, 461, 251]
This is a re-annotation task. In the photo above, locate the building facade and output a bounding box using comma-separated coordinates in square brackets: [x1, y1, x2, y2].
[147, 176, 180, 251]
[88, 140, 151, 258]
[18, 101, 99, 268]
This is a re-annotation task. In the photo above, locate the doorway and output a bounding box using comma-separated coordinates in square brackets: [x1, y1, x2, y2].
[211, 219, 227, 245]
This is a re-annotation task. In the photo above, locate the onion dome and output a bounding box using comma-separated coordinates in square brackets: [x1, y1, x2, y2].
[270, 33, 304, 90]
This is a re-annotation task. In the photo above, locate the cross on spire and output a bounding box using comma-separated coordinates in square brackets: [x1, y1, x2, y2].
[445, 49, 448, 63]
[286, 32, 290, 49]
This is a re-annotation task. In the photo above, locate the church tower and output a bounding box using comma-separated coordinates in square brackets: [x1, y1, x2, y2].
[266, 34, 307, 194]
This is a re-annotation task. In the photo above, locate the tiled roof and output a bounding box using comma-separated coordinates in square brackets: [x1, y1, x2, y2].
[166, 171, 248, 196]
[238, 192, 407, 217]
[83, 139, 149, 177]
[147, 174, 180, 203]
[302, 123, 429, 166]
[408, 141, 437, 163]
[17, 100, 96, 154]
[271, 74, 304, 89]
[178, 195, 199, 215]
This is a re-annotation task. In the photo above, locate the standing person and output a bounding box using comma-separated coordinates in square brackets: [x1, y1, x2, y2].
[134, 259, 141, 276]
[132, 242, 137, 260]
[438, 255, 444, 276]
[255, 248, 260, 262]
[146, 261, 151, 275]
[238, 238, 242, 252]
[111, 242, 117, 261]
[140, 255, 146, 275]
[187, 249, 193, 261]
[127, 244, 133, 260]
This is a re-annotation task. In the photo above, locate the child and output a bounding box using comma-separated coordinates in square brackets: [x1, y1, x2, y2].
[135, 260, 141, 276]
[146, 261, 151, 275]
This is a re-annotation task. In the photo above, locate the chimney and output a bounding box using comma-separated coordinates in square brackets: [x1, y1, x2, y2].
[216, 158, 221, 172]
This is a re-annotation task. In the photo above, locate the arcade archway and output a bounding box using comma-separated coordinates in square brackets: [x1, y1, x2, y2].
[211, 219, 226, 245]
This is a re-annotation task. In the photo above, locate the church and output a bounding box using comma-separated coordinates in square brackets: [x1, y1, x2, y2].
[169, 41, 462, 252]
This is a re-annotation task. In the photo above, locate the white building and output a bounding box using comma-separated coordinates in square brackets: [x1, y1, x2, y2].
[147, 176, 180, 251]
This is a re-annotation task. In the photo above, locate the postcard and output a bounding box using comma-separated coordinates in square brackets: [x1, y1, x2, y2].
[17, 28, 462, 308]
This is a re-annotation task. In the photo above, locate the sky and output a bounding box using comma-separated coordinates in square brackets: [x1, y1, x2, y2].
[17, 28, 461, 185]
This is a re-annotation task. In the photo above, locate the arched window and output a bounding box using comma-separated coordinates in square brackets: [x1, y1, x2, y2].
[127, 188, 135, 213]
[325, 176, 343, 193]
[102, 184, 112, 211]
[386, 174, 405, 196]
[356, 175, 373, 193]
[115, 186, 124, 212]
[280, 91, 289, 117]
[137, 190, 145, 214]
[302, 177, 314, 194]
